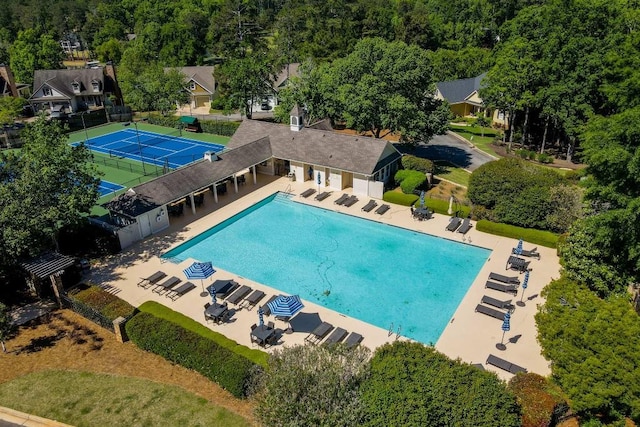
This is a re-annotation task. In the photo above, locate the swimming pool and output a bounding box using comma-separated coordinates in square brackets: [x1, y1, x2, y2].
[163, 193, 490, 344]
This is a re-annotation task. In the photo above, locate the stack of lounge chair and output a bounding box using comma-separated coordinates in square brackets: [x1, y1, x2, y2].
[343, 195, 358, 207]
[300, 188, 316, 198]
[507, 256, 530, 272]
[375, 204, 390, 215]
[315, 191, 331, 201]
[334, 194, 350, 205]
[446, 216, 462, 232]
[362, 200, 378, 212]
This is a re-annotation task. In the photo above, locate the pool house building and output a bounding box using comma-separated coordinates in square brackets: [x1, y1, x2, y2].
[103, 107, 402, 248]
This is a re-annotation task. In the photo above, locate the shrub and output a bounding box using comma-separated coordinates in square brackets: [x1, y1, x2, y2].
[423, 198, 471, 218]
[126, 312, 259, 398]
[138, 301, 268, 366]
[537, 152, 554, 164]
[383, 191, 419, 206]
[360, 342, 521, 426]
[69, 284, 135, 320]
[394, 169, 426, 194]
[475, 220, 559, 248]
[147, 116, 239, 137]
[508, 373, 568, 427]
[401, 155, 434, 174]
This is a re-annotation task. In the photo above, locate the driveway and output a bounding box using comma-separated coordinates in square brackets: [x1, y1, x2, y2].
[401, 132, 497, 171]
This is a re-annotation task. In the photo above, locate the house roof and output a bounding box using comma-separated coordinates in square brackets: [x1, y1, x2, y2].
[173, 66, 216, 94]
[21, 252, 76, 279]
[30, 68, 115, 100]
[104, 139, 273, 217]
[274, 63, 300, 90]
[227, 120, 401, 176]
[436, 72, 487, 105]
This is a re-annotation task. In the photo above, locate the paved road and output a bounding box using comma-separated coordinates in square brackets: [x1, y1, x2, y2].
[402, 132, 497, 171]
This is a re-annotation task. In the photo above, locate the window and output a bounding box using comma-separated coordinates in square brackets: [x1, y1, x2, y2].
[189, 81, 196, 91]
[71, 82, 80, 93]
[498, 110, 505, 120]
[43, 87, 52, 96]
[92, 81, 100, 92]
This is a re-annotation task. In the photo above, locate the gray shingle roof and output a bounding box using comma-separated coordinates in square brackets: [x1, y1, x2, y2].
[274, 63, 300, 89]
[227, 120, 401, 176]
[31, 68, 112, 99]
[174, 66, 216, 94]
[436, 72, 487, 104]
[104, 138, 272, 216]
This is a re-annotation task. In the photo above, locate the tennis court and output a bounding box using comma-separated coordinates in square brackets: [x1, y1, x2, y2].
[80, 128, 225, 169]
[99, 180, 125, 197]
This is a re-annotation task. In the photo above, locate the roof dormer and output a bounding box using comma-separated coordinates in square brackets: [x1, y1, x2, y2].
[91, 79, 100, 93]
[71, 80, 81, 94]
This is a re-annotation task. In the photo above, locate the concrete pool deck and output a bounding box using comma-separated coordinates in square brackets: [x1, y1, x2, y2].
[90, 176, 559, 380]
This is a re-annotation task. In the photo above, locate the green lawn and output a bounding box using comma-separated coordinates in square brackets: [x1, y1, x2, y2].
[433, 161, 471, 187]
[449, 124, 502, 157]
[0, 370, 250, 427]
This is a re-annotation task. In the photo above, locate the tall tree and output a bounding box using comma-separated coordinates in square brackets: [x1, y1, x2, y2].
[0, 97, 26, 125]
[0, 117, 99, 265]
[9, 29, 64, 84]
[215, 53, 273, 118]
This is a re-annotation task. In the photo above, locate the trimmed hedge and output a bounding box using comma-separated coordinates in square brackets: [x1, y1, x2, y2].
[416, 198, 471, 218]
[138, 301, 268, 366]
[476, 220, 559, 248]
[125, 312, 259, 398]
[383, 191, 419, 206]
[394, 169, 426, 194]
[401, 155, 434, 174]
[69, 284, 135, 320]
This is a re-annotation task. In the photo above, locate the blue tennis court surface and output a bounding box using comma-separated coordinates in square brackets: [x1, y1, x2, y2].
[99, 180, 124, 197]
[80, 129, 225, 169]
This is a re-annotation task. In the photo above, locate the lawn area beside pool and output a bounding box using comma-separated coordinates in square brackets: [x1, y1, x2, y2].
[434, 160, 471, 187]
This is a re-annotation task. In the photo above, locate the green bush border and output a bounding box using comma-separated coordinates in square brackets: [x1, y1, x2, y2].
[383, 191, 419, 206]
[68, 284, 136, 320]
[476, 220, 559, 248]
[422, 198, 471, 218]
[137, 301, 268, 367]
[125, 312, 259, 398]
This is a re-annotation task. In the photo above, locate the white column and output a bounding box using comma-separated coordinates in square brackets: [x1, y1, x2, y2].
[252, 165, 257, 184]
[189, 193, 196, 214]
[234, 177, 238, 193]
[213, 184, 218, 203]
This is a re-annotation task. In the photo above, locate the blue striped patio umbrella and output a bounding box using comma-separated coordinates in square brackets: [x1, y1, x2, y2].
[515, 239, 523, 255]
[208, 284, 217, 304]
[519, 270, 530, 303]
[267, 295, 304, 319]
[258, 307, 264, 327]
[419, 191, 425, 208]
[183, 261, 216, 297]
[499, 311, 511, 347]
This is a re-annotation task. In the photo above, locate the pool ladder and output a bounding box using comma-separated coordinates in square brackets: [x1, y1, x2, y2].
[388, 323, 402, 340]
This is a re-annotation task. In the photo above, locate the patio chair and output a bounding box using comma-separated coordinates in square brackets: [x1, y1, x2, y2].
[481, 295, 514, 311]
[315, 192, 331, 201]
[344, 332, 363, 348]
[300, 188, 316, 198]
[375, 204, 390, 215]
[486, 354, 528, 374]
[343, 195, 359, 207]
[456, 218, 472, 234]
[166, 282, 196, 300]
[323, 327, 348, 345]
[475, 304, 507, 321]
[137, 271, 167, 289]
[267, 321, 275, 329]
[488, 272, 520, 285]
[304, 321, 334, 345]
[485, 280, 519, 295]
[334, 194, 350, 205]
[151, 276, 181, 294]
[446, 216, 462, 232]
[226, 285, 252, 305]
[512, 247, 541, 260]
[361, 200, 378, 212]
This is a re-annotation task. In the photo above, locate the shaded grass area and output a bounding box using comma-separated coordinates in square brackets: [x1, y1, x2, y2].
[0, 370, 250, 427]
[433, 161, 471, 187]
[449, 124, 501, 157]
[138, 301, 269, 367]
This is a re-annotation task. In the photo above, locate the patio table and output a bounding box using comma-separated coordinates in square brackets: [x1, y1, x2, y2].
[205, 303, 228, 323]
[251, 325, 275, 346]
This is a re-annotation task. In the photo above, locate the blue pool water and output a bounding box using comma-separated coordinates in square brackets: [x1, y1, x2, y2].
[163, 194, 490, 344]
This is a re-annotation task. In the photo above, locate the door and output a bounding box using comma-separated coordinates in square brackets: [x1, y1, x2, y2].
[139, 214, 152, 238]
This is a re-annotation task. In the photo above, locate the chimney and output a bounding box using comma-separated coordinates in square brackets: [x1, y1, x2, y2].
[290, 104, 304, 132]
[204, 151, 218, 162]
[0, 64, 19, 97]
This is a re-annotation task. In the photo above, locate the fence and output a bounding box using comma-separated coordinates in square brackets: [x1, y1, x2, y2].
[148, 115, 240, 137]
[61, 294, 115, 332]
[91, 155, 168, 177]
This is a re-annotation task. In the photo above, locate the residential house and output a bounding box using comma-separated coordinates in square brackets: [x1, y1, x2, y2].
[103, 106, 401, 248]
[435, 72, 508, 127]
[171, 66, 216, 111]
[249, 63, 300, 113]
[29, 63, 122, 115]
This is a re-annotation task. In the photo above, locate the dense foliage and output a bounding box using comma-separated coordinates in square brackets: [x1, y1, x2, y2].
[253, 344, 370, 427]
[395, 169, 427, 195]
[536, 277, 640, 423]
[126, 312, 259, 398]
[401, 154, 434, 174]
[468, 158, 581, 232]
[508, 373, 568, 427]
[68, 284, 135, 320]
[382, 191, 419, 207]
[360, 342, 521, 426]
[0, 118, 99, 281]
[0, 302, 14, 353]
